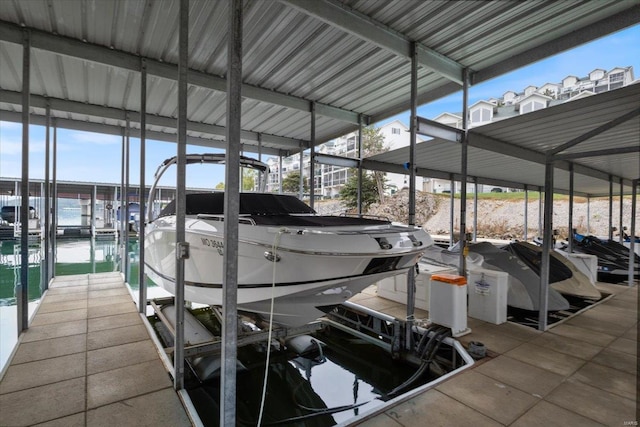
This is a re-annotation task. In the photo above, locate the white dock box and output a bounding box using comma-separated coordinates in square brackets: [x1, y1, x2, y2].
[467, 268, 508, 324]
[564, 253, 598, 285]
[429, 273, 469, 336]
[376, 263, 457, 311]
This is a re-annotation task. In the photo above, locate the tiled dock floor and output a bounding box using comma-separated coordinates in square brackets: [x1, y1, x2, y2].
[351, 280, 638, 426]
[1, 273, 636, 426]
[0, 272, 191, 427]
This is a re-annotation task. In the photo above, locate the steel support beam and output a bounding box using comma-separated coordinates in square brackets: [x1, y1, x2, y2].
[280, 0, 464, 84]
[538, 189, 543, 240]
[0, 21, 363, 125]
[549, 106, 640, 156]
[91, 185, 97, 238]
[310, 103, 316, 210]
[357, 116, 363, 215]
[119, 132, 125, 261]
[619, 179, 624, 244]
[628, 180, 637, 287]
[568, 164, 574, 253]
[449, 176, 455, 246]
[554, 145, 640, 161]
[473, 178, 478, 242]
[539, 158, 554, 331]
[221, 0, 243, 423]
[0, 89, 303, 153]
[416, 117, 463, 143]
[278, 155, 283, 194]
[43, 102, 51, 289]
[458, 68, 470, 275]
[124, 117, 131, 283]
[51, 123, 57, 277]
[469, 132, 615, 184]
[299, 149, 304, 200]
[139, 60, 147, 313]
[405, 41, 418, 352]
[523, 185, 528, 241]
[18, 28, 30, 334]
[174, 0, 188, 392]
[608, 177, 614, 241]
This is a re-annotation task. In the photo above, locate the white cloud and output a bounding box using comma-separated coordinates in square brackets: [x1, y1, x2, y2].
[67, 130, 120, 146]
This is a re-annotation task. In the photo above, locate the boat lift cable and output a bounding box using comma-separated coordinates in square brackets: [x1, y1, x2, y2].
[257, 228, 288, 426]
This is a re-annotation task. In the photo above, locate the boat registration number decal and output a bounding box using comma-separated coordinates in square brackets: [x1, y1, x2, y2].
[201, 238, 224, 255]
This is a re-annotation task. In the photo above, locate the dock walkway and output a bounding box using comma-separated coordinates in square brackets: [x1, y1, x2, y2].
[0, 272, 192, 426]
[351, 280, 638, 426]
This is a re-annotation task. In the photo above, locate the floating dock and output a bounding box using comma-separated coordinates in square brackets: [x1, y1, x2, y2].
[351, 281, 637, 425]
[0, 273, 191, 426]
[0, 273, 636, 426]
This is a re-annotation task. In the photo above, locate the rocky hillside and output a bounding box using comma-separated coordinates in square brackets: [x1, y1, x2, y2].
[319, 189, 637, 240]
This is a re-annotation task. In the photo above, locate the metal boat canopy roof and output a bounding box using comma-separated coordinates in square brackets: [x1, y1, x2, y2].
[0, 1, 639, 194]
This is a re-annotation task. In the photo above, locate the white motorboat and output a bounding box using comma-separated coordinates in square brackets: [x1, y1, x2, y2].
[144, 154, 432, 326]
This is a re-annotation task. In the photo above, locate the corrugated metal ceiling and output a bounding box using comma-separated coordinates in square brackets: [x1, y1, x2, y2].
[0, 0, 638, 193]
[368, 83, 640, 197]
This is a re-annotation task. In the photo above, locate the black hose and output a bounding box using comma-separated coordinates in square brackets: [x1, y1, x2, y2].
[386, 327, 452, 398]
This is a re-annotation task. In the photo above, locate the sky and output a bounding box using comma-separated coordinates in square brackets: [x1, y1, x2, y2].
[1, 24, 639, 190]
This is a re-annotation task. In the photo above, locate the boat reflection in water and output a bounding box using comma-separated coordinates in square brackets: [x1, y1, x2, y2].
[170, 309, 429, 427]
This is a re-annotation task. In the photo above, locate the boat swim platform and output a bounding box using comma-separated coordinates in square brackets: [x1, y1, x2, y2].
[349, 279, 638, 426]
[0, 272, 192, 427]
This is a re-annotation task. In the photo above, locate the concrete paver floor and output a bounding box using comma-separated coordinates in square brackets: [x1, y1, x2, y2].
[1, 273, 636, 426]
[0, 273, 191, 427]
[353, 280, 638, 426]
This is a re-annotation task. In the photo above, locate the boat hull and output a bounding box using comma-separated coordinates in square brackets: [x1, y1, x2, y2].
[145, 216, 429, 326]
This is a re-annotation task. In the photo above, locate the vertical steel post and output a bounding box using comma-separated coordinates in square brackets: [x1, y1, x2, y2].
[458, 68, 470, 274]
[357, 115, 363, 215]
[608, 176, 613, 240]
[51, 123, 57, 277]
[278, 154, 283, 194]
[568, 163, 574, 253]
[628, 180, 637, 287]
[539, 158, 554, 331]
[120, 130, 125, 271]
[91, 185, 97, 238]
[257, 133, 262, 191]
[405, 41, 418, 351]
[538, 187, 543, 238]
[309, 103, 316, 210]
[586, 196, 591, 235]
[43, 102, 51, 289]
[449, 176, 455, 245]
[523, 185, 528, 241]
[18, 28, 30, 333]
[124, 116, 131, 283]
[473, 178, 478, 242]
[174, 0, 189, 391]
[619, 179, 624, 244]
[299, 146, 304, 199]
[139, 59, 147, 313]
[221, 0, 243, 423]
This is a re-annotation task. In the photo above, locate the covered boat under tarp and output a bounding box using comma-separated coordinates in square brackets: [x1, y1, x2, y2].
[503, 241, 601, 299]
[421, 242, 570, 311]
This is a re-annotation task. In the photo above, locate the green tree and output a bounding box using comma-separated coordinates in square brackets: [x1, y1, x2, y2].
[242, 169, 256, 191]
[339, 172, 379, 211]
[340, 126, 389, 210]
[282, 171, 308, 193]
[214, 182, 225, 190]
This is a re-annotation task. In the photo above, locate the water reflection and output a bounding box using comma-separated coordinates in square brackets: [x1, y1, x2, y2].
[0, 237, 142, 370]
